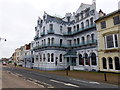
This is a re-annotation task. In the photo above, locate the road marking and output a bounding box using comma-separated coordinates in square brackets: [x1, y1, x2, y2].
[70, 78, 100, 85]
[70, 79, 89, 83]
[26, 79, 45, 88]
[50, 79, 79, 88]
[33, 79, 54, 88]
[89, 82, 100, 84]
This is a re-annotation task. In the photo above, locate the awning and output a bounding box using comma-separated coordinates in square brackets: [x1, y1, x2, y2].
[64, 50, 77, 58]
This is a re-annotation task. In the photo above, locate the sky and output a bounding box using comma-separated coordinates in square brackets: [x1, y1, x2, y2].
[0, 0, 119, 59]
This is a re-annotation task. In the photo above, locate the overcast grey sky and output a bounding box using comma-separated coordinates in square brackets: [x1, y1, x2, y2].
[0, 0, 119, 59]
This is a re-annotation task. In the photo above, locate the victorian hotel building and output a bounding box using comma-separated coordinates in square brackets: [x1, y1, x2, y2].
[32, 2, 99, 71]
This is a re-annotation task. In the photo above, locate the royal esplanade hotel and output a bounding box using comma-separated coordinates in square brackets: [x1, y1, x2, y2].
[32, 1, 99, 71]
[31, 1, 120, 72]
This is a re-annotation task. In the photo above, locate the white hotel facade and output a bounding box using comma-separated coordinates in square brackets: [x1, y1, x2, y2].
[32, 1, 99, 71]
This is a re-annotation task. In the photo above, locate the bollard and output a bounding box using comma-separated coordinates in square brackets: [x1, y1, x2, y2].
[66, 69, 68, 76]
[104, 72, 107, 81]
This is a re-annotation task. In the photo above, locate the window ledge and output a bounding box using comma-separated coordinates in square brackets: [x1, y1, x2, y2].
[104, 48, 119, 53]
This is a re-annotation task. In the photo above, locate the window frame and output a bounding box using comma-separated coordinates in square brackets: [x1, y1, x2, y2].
[105, 34, 118, 49]
[113, 15, 120, 25]
[100, 21, 106, 29]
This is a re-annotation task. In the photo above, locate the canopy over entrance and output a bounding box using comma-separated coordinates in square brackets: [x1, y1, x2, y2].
[64, 50, 77, 58]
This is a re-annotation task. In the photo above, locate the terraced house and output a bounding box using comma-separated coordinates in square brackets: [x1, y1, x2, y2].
[32, 1, 99, 71]
[95, 8, 120, 73]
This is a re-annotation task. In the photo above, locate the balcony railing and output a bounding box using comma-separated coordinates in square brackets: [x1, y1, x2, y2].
[41, 32, 45, 36]
[71, 40, 97, 47]
[33, 40, 97, 50]
[47, 30, 54, 34]
[33, 44, 67, 49]
[63, 24, 96, 35]
[34, 36, 39, 40]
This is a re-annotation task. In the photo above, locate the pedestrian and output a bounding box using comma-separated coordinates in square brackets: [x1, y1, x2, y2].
[14, 62, 17, 67]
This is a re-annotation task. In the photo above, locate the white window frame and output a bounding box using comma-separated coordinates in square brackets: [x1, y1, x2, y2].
[105, 34, 118, 49]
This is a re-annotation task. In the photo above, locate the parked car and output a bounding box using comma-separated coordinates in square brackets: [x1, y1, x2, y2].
[2, 61, 7, 65]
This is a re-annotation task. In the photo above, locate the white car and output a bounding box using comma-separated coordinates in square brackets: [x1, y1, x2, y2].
[2, 62, 7, 65]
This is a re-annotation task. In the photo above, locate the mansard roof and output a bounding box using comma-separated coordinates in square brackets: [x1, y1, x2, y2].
[45, 14, 75, 25]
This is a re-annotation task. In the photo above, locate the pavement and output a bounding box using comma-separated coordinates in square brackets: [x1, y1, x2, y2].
[2, 65, 119, 89]
[2, 70, 44, 88]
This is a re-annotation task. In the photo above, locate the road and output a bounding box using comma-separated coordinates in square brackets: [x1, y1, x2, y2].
[2, 65, 119, 89]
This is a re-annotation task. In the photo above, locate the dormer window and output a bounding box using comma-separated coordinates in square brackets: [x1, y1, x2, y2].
[80, 12, 84, 19]
[85, 8, 90, 17]
[67, 16, 70, 22]
[67, 27, 72, 34]
[76, 13, 79, 22]
[90, 9, 95, 16]
[35, 27, 37, 31]
[41, 20, 43, 24]
[49, 24, 53, 30]
[60, 26, 62, 32]
[43, 26, 45, 31]
[43, 15, 46, 20]
[37, 20, 39, 25]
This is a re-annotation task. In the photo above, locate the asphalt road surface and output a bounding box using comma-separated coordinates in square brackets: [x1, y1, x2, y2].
[2, 65, 119, 89]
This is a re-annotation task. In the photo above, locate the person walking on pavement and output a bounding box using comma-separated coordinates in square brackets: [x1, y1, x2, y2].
[14, 62, 17, 67]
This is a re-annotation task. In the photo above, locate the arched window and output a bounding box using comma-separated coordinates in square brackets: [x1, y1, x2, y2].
[84, 53, 89, 65]
[51, 53, 54, 62]
[47, 53, 50, 62]
[60, 54, 62, 62]
[102, 57, 107, 69]
[74, 39, 76, 45]
[114, 57, 120, 70]
[91, 34, 95, 41]
[87, 35, 90, 43]
[77, 38, 80, 44]
[73, 26, 76, 31]
[91, 53, 97, 65]
[48, 38, 50, 45]
[90, 17, 93, 25]
[44, 39, 46, 45]
[43, 26, 45, 32]
[81, 22, 84, 29]
[77, 24, 79, 31]
[43, 54, 45, 62]
[79, 54, 82, 65]
[42, 40, 43, 46]
[108, 57, 113, 69]
[51, 38, 54, 45]
[82, 37, 85, 44]
[40, 54, 42, 62]
[86, 19, 89, 27]
[36, 55, 38, 61]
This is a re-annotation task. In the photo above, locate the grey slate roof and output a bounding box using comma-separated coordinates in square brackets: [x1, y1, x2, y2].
[45, 14, 75, 25]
